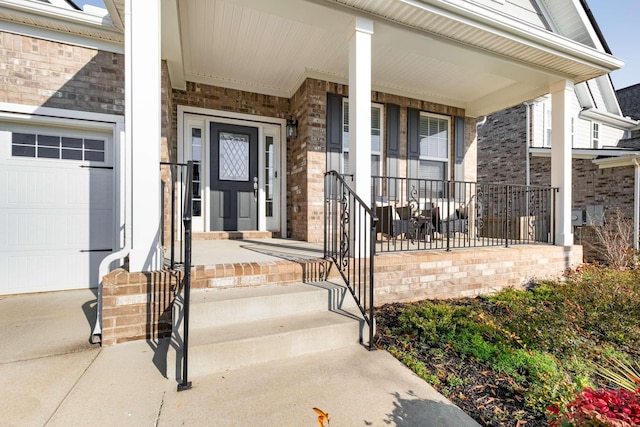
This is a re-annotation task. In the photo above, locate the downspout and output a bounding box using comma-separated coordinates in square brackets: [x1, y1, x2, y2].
[633, 158, 640, 252]
[91, 126, 131, 344]
[523, 102, 532, 186]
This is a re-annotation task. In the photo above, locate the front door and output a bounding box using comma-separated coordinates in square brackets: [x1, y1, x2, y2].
[210, 123, 258, 231]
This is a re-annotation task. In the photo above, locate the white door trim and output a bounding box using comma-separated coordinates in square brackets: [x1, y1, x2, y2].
[177, 106, 287, 237]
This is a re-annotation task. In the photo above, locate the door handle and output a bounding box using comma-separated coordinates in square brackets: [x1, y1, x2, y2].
[253, 177, 258, 200]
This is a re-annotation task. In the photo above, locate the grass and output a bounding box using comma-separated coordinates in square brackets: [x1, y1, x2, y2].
[375, 265, 640, 425]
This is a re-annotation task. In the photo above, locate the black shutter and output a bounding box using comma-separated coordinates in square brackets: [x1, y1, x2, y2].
[454, 116, 465, 164]
[386, 103, 400, 159]
[407, 108, 420, 160]
[326, 93, 344, 153]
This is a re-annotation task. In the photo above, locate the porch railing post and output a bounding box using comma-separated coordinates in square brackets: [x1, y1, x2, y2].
[178, 160, 193, 392]
[170, 163, 176, 269]
[504, 185, 510, 248]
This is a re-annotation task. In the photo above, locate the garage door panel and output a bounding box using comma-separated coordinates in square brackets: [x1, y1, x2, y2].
[4, 210, 112, 251]
[5, 167, 112, 209]
[0, 126, 114, 295]
[1, 250, 100, 294]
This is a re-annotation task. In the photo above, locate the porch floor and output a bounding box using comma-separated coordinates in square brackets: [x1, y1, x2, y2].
[191, 237, 325, 265]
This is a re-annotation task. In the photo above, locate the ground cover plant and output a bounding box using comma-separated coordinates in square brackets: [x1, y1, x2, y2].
[375, 265, 640, 426]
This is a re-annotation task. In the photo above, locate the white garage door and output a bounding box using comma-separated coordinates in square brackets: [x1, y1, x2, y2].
[0, 124, 114, 295]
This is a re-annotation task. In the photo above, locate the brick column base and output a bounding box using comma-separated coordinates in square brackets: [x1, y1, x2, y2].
[101, 269, 183, 346]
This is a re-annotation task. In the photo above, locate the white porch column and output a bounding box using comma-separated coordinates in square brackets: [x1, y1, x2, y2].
[348, 17, 373, 202]
[550, 80, 574, 246]
[126, 0, 163, 271]
[347, 17, 373, 257]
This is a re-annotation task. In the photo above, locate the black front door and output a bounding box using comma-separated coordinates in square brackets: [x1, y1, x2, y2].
[210, 123, 258, 231]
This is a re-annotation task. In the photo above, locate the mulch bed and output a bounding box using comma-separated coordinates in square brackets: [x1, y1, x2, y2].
[375, 303, 549, 427]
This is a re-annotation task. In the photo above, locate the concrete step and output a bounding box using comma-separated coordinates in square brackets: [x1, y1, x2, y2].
[186, 309, 364, 377]
[189, 282, 356, 329]
[169, 281, 372, 380]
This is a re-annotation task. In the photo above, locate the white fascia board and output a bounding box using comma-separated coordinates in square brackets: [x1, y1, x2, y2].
[530, 146, 638, 159]
[400, 0, 623, 72]
[102, 0, 122, 30]
[0, 20, 123, 53]
[0, 102, 124, 126]
[579, 107, 638, 129]
[161, 0, 185, 91]
[593, 154, 640, 169]
[573, 82, 594, 109]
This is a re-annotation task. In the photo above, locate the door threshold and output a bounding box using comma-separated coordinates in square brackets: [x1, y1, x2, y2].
[193, 231, 277, 240]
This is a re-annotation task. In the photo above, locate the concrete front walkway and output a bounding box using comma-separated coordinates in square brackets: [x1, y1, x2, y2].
[0, 289, 480, 427]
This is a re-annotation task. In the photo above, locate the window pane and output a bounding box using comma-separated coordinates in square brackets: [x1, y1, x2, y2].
[62, 149, 83, 160]
[39, 135, 60, 147]
[343, 152, 350, 176]
[371, 154, 380, 177]
[62, 137, 83, 148]
[192, 200, 201, 217]
[84, 151, 105, 162]
[419, 160, 445, 180]
[38, 147, 59, 158]
[13, 133, 36, 145]
[84, 139, 105, 150]
[419, 115, 448, 160]
[192, 128, 202, 161]
[12, 145, 36, 157]
[219, 132, 249, 181]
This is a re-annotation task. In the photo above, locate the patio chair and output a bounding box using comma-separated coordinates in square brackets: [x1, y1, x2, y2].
[375, 205, 396, 239]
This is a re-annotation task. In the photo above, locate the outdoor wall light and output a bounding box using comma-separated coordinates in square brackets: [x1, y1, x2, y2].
[286, 115, 298, 138]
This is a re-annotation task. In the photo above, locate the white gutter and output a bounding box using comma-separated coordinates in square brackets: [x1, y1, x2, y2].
[397, 0, 623, 72]
[579, 108, 639, 129]
[530, 147, 639, 159]
[524, 102, 532, 186]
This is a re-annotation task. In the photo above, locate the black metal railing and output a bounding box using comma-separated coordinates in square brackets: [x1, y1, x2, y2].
[324, 171, 378, 351]
[160, 161, 194, 391]
[371, 176, 557, 252]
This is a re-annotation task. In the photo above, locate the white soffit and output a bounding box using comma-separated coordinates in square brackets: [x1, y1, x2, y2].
[172, 0, 623, 116]
[0, 0, 123, 44]
[329, 0, 620, 78]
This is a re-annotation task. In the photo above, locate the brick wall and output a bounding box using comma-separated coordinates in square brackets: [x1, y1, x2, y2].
[167, 77, 474, 241]
[478, 106, 636, 263]
[101, 269, 182, 346]
[374, 245, 582, 305]
[0, 31, 124, 114]
[477, 104, 528, 184]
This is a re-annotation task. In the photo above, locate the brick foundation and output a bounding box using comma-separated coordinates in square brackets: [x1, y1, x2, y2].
[374, 245, 582, 305]
[101, 269, 182, 346]
[101, 244, 580, 345]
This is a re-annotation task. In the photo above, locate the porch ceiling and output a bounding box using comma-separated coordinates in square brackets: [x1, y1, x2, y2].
[164, 0, 623, 117]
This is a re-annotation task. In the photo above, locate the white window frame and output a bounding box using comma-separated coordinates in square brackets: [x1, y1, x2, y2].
[341, 100, 383, 177]
[543, 102, 552, 147]
[592, 122, 600, 149]
[418, 111, 451, 181]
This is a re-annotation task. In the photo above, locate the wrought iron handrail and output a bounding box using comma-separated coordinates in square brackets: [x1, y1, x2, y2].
[324, 171, 378, 351]
[371, 176, 557, 252]
[160, 161, 193, 391]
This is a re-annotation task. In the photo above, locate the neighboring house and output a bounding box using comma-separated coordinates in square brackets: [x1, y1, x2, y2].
[477, 75, 640, 261]
[617, 83, 640, 141]
[0, 0, 627, 343]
